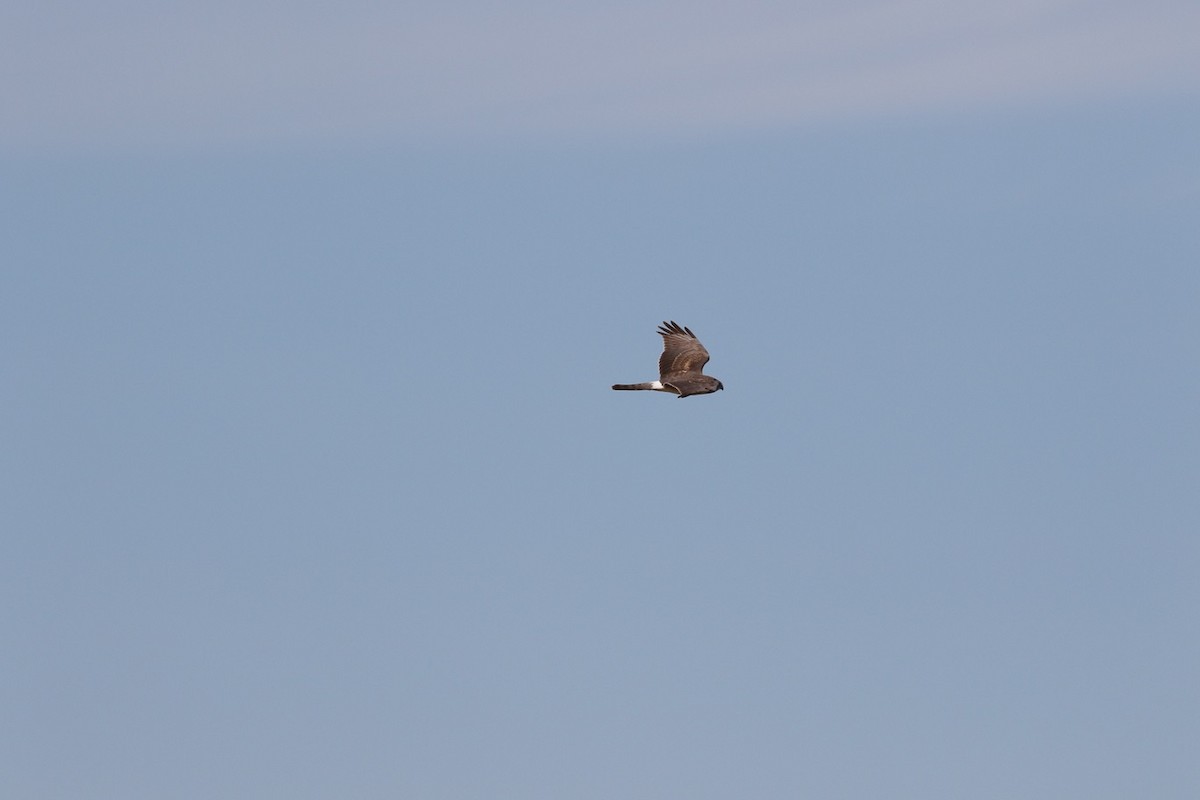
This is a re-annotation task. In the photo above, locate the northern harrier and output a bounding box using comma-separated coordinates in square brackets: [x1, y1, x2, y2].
[612, 321, 724, 398]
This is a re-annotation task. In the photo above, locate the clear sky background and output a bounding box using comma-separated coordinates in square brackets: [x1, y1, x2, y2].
[3, 2, 1198, 798]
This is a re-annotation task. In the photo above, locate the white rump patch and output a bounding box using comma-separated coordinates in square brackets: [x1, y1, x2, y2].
[649, 381, 664, 389]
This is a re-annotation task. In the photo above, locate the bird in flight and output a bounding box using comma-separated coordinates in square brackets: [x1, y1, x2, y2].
[612, 321, 724, 398]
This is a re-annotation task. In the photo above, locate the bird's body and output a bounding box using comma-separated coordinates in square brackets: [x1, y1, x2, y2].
[612, 321, 724, 398]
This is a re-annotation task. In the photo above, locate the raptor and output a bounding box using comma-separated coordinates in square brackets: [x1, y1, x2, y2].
[612, 321, 724, 398]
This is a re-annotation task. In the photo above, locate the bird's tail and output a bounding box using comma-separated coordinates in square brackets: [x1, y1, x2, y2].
[612, 382, 659, 391]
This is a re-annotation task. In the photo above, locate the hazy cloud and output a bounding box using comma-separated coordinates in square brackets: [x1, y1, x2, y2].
[3, 0, 1197, 150]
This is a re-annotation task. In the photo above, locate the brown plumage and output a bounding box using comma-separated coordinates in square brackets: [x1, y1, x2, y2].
[612, 321, 725, 398]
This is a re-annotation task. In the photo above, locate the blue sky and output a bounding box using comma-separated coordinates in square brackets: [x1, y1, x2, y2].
[3, 3, 1199, 798]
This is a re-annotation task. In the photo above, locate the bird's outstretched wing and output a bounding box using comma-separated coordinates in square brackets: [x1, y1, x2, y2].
[657, 321, 710, 380]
